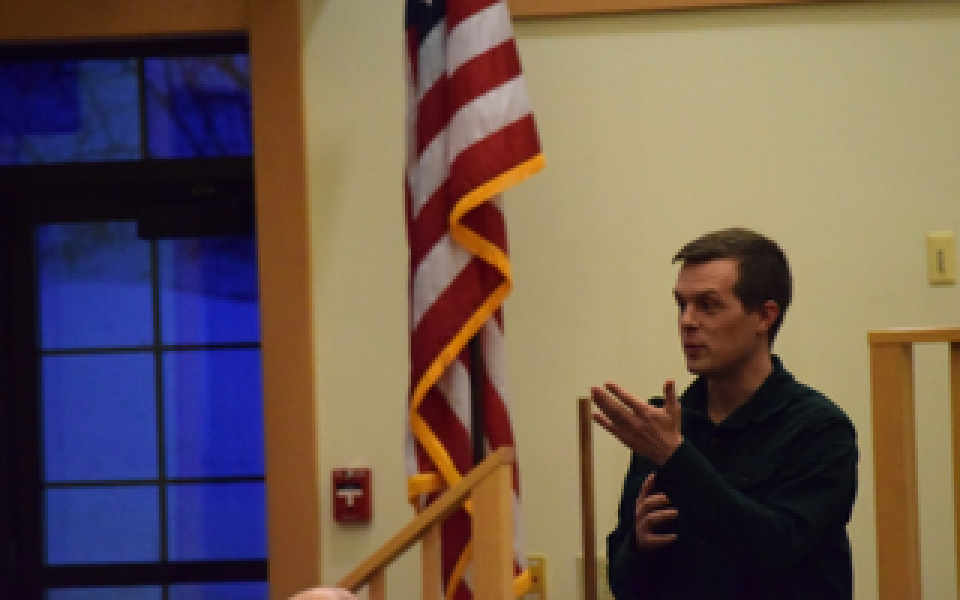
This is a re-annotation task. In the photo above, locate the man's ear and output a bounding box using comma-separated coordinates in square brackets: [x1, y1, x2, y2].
[756, 300, 780, 334]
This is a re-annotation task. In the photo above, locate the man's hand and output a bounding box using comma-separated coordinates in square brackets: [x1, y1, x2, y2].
[591, 379, 683, 465]
[635, 473, 678, 550]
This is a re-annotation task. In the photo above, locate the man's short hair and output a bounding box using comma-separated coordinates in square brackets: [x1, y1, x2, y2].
[673, 227, 792, 344]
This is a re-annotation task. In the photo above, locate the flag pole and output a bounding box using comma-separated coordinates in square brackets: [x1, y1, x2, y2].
[469, 333, 485, 467]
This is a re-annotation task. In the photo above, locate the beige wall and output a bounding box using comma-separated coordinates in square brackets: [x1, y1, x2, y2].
[303, 2, 960, 598]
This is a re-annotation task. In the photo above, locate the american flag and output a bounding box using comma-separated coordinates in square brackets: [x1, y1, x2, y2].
[404, 0, 544, 597]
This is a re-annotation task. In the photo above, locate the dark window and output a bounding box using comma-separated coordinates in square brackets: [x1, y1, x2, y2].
[0, 59, 140, 163]
[145, 55, 252, 159]
[0, 42, 251, 164]
[0, 37, 267, 600]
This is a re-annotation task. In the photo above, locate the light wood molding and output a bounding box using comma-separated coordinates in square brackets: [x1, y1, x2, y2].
[248, 1, 321, 598]
[0, 0, 248, 40]
[508, 0, 851, 18]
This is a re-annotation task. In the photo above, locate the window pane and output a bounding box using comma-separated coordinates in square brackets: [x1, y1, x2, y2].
[38, 221, 153, 349]
[164, 349, 264, 478]
[0, 62, 79, 134]
[167, 483, 266, 561]
[144, 55, 252, 158]
[43, 353, 158, 482]
[45, 486, 161, 564]
[0, 60, 139, 164]
[169, 582, 268, 600]
[159, 237, 260, 345]
[47, 587, 162, 600]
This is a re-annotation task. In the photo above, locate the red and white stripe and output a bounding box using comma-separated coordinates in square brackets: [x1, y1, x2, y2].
[404, 0, 543, 598]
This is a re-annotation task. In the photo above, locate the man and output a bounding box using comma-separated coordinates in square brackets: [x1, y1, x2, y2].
[591, 228, 857, 599]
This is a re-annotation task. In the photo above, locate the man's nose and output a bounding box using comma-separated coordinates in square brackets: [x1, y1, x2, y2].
[679, 306, 697, 327]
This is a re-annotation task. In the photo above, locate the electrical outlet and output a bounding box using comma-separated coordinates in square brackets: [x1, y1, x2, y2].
[526, 554, 547, 599]
[927, 231, 956, 286]
[577, 555, 615, 600]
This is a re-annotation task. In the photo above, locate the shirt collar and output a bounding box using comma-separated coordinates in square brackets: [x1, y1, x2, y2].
[681, 355, 796, 429]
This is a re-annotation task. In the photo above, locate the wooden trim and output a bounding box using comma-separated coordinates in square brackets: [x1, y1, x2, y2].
[337, 447, 516, 592]
[0, 2, 320, 599]
[508, 0, 851, 18]
[870, 342, 921, 600]
[472, 459, 516, 600]
[0, 0, 247, 39]
[869, 327, 960, 346]
[952, 343, 960, 594]
[369, 572, 386, 600]
[870, 328, 960, 600]
[422, 521, 442, 600]
[248, 1, 321, 598]
[578, 398, 597, 600]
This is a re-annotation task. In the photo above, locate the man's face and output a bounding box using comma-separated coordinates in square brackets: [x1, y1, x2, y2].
[673, 258, 770, 378]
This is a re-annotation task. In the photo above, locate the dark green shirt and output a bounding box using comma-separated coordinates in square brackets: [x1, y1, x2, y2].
[607, 356, 858, 600]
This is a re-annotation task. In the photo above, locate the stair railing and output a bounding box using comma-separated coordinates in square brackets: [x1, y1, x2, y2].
[336, 446, 516, 600]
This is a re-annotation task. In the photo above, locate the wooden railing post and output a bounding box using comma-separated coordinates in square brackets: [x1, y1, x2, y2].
[368, 571, 385, 600]
[579, 397, 598, 600]
[951, 341, 960, 597]
[472, 458, 514, 599]
[870, 338, 920, 600]
[869, 327, 960, 600]
[422, 520, 441, 600]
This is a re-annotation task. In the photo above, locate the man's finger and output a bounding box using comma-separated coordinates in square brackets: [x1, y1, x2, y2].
[637, 474, 656, 517]
[644, 532, 678, 548]
[603, 382, 646, 413]
[646, 507, 679, 526]
[640, 473, 656, 499]
[591, 411, 614, 432]
[590, 386, 618, 412]
[662, 379, 680, 417]
[591, 387, 635, 425]
[644, 493, 672, 507]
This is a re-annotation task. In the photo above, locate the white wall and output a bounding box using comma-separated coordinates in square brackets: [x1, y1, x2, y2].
[302, 2, 960, 598]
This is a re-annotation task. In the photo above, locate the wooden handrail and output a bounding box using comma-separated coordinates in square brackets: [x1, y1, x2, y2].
[869, 326, 960, 345]
[337, 446, 516, 593]
[869, 326, 960, 600]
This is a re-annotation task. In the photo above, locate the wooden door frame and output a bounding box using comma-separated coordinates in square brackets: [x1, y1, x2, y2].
[0, 2, 320, 599]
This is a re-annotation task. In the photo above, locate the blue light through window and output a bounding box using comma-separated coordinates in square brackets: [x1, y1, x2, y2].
[47, 586, 162, 600]
[9, 41, 264, 597]
[145, 55, 252, 158]
[0, 60, 139, 164]
[0, 54, 251, 164]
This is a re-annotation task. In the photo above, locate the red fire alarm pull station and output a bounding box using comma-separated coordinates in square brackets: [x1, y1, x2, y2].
[332, 468, 372, 523]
